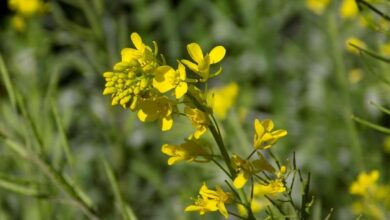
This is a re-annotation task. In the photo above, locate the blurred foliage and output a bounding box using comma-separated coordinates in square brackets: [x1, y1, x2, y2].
[1, 0, 390, 219]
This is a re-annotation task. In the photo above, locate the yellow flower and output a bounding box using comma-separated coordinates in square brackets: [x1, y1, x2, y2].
[153, 62, 188, 99]
[345, 37, 366, 54]
[348, 69, 363, 84]
[137, 96, 176, 131]
[186, 183, 232, 218]
[254, 179, 286, 196]
[199, 184, 233, 218]
[253, 119, 287, 150]
[161, 139, 209, 165]
[184, 107, 209, 139]
[305, 0, 330, 15]
[8, 0, 45, 16]
[185, 195, 218, 216]
[350, 170, 379, 196]
[207, 83, 239, 120]
[120, 32, 159, 72]
[340, 0, 359, 19]
[181, 43, 226, 82]
[231, 153, 275, 189]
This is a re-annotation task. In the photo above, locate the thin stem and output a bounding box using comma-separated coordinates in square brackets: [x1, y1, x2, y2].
[208, 122, 236, 177]
[212, 159, 232, 178]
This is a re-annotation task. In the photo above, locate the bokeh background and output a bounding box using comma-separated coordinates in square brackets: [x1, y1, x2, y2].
[1, 0, 390, 219]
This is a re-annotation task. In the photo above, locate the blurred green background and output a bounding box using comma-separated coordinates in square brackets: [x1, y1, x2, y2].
[1, 0, 390, 219]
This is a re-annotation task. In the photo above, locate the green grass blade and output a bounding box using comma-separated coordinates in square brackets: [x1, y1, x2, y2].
[50, 99, 74, 168]
[0, 54, 17, 110]
[370, 101, 390, 116]
[103, 159, 137, 220]
[352, 115, 390, 134]
[0, 176, 47, 197]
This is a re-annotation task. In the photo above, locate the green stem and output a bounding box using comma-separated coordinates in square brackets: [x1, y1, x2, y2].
[327, 13, 363, 170]
[208, 123, 235, 177]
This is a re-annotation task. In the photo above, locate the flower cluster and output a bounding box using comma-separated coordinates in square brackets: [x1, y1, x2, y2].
[350, 170, 390, 219]
[103, 33, 302, 219]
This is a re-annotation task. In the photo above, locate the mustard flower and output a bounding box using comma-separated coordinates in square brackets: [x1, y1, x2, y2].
[207, 82, 239, 120]
[253, 179, 286, 195]
[350, 170, 379, 196]
[120, 32, 159, 72]
[253, 119, 287, 150]
[231, 153, 275, 189]
[185, 195, 218, 216]
[305, 0, 330, 15]
[153, 62, 188, 99]
[184, 107, 210, 139]
[186, 183, 232, 218]
[8, 0, 45, 16]
[137, 96, 176, 131]
[161, 139, 209, 165]
[181, 43, 226, 82]
[340, 0, 358, 19]
[345, 37, 366, 54]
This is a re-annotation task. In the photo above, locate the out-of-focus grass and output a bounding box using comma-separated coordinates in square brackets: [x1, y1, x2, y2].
[0, 0, 390, 219]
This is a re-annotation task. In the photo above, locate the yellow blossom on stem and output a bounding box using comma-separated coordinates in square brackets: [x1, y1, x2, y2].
[185, 195, 218, 216]
[253, 119, 287, 150]
[186, 183, 232, 218]
[120, 32, 159, 72]
[8, 0, 45, 16]
[346, 37, 366, 54]
[350, 170, 379, 196]
[137, 96, 176, 131]
[181, 43, 226, 82]
[153, 62, 188, 99]
[103, 33, 162, 111]
[184, 107, 210, 139]
[231, 154, 275, 189]
[340, 0, 359, 19]
[305, 0, 330, 15]
[207, 82, 239, 120]
[161, 139, 209, 165]
[254, 179, 286, 196]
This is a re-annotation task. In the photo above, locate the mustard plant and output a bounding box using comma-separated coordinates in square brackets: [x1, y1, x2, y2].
[103, 33, 313, 219]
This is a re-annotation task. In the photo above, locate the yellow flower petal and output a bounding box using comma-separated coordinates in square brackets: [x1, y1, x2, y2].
[218, 202, 229, 218]
[233, 172, 248, 189]
[175, 82, 188, 99]
[167, 157, 182, 165]
[161, 144, 174, 156]
[271, 129, 288, 138]
[131, 32, 144, 50]
[181, 59, 199, 72]
[153, 66, 176, 93]
[161, 116, 173, 131]
[187, 43, 204, 63]
[178, 62, 186, 80]
[262, 119, 274, 131]
[209, 46, 226, 64]
[137, 109, 148, 122]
